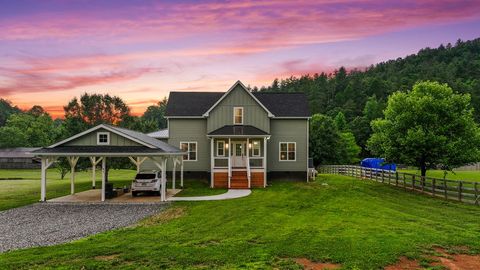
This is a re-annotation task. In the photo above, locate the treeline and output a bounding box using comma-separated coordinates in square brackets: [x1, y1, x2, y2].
[0, 94, 168, 148]
[253, 38, 480, 156]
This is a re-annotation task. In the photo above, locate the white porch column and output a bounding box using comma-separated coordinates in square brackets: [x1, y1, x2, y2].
[172, 157, 177, 190]
[180, 158, 184, 188]
[247, 138, 251, 188]
[67, 156, 79, 195]
[210, 138, 214, 188]
[263, 137, 267, 188]
[228, 138, 231, 188]
[101, 157, 106, 202]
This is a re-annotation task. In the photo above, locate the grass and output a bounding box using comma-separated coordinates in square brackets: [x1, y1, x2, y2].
[175, 178, 227, 197]
[399, 169, 480, 182]
[0, 169, 136, 211]
[1, 174, 480, 269]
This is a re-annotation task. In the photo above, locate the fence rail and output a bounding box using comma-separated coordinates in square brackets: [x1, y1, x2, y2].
[319, 165, 480, 206]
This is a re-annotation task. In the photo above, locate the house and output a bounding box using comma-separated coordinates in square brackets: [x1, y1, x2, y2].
[0, 148, 41, 169]
[142, 81, 311, 188]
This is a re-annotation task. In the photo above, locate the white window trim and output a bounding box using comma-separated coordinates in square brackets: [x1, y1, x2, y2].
[233, 107, 244, 125]
[252, 140, 261, 157]
[279, 142, 296, 161]
[180, 141, 197, 161]
[97, 132, 110, 145]
[216, 140, 225, 157]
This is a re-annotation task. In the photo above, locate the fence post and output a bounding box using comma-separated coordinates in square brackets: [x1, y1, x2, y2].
[395, 172, 399, 186]
[475, 182, 479, 206]
[444, 179, 447, 200]
[421, 176, 425, 193]
[381, 170, 384, 183]
[432, 178, 436, 197]
[412, 175, 416, 191]
[458, 181, 463, 202]
[403, 173, 406, 191]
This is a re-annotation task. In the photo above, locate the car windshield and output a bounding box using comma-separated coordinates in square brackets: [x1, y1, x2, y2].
[135, 173, 156, 179]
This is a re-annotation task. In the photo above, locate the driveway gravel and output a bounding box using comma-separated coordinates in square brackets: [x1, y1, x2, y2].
[0, 203, 167, 253]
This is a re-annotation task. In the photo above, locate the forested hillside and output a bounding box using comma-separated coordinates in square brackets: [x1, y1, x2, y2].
[255, 38, 480, 153]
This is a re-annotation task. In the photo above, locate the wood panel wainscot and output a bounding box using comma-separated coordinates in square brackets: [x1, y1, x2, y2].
[251, 172, 264, 188]
[214, 172, 228, 188]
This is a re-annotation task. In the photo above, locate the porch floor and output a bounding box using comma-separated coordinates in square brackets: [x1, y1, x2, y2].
[47, 189, 181, 203]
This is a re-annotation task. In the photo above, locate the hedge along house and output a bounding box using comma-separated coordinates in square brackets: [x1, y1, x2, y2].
[142, 81, 311, 188]
[32, 124, 185, 202]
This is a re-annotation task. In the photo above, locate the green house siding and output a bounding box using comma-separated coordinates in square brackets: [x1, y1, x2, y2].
[207, 85, 270, 133]
[64, 128, 143, 147]
[142, 119, 210, 172]
[267, 119, 308, 172]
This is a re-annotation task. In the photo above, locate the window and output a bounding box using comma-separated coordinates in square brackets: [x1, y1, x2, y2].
[233, 107, 243, 125]
[252, 140, 261, 157]
[180, 142, 197, 161]
[97, 132, 110, 145]
[279, 142, 296, 161]
[217, 141, 225, 156]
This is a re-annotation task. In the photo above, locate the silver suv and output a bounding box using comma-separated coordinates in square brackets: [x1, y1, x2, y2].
[131, 171, 161, 196]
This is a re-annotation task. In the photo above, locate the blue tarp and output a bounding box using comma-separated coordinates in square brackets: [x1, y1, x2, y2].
[361, 158, 396, 171]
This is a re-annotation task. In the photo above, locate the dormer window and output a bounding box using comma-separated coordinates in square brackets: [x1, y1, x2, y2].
[97, 132, 110, 145]
[234, 107, 243, 125]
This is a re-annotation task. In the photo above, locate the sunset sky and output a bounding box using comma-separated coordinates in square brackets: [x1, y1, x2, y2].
[1, 0, 480, 118]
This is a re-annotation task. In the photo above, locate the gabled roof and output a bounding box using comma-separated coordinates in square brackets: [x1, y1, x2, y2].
[147, 128, 169, 139]
[47, 124, 181, 153]
[253, 92, 310, 117]
[165, 81, 310, 118]
[0, 148, 40, 158]
[165, 92, 223, 117]
[202, 81, 274, 117]
[208, 125, 269, 136]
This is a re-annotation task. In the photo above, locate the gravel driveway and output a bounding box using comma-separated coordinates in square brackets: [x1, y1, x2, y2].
[0, 203, 167, 253]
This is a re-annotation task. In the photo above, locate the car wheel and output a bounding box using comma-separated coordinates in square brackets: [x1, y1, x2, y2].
[132, 191, 138, 197]
[156, 191, 161, 196]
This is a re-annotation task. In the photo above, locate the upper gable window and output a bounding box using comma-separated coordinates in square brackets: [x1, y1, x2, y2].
[97, 132, 110, 145]
[233, 107, 243, 125]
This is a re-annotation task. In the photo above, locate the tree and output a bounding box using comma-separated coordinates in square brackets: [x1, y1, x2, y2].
[368, 81, 480, 177]
[63, 93, 131, 136]
[0, 112, 64, 147]
[142, 97, 168, 130]
[309, 114, 360, 165]
[334, 111, 348, 131]
[0, 99, 21, 127]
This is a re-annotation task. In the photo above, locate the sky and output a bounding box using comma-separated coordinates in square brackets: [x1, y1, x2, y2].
[1, 0, 480, 118]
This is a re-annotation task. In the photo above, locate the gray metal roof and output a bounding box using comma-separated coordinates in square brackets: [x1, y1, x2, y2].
[208, 125, 269, 136]
[32, 146, 173, 156]
[165, 91, 310, 117]
[0, 148, 40, 158]
[147, 128, 169, 139]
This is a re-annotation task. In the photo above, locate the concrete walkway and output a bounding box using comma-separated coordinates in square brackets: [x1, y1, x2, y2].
[168, 189, 251, 201]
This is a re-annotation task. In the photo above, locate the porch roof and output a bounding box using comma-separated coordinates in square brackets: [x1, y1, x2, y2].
[208, 125, 269, 137]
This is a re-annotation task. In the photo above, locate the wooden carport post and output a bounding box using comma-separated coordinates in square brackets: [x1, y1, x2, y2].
[149, 157, 168, 202]
[101, 157, 107, 202]
[67, 156, 79, 195]
[40, 157, 56, 202]
[89, 157, 103, 189]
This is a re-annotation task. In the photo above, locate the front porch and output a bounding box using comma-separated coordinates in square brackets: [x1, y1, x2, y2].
[210, 134, 268, 189]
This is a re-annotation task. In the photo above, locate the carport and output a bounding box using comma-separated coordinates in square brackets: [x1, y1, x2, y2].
[32, 124, 185, 202]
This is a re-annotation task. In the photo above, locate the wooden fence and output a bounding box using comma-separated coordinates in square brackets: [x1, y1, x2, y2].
[319, 165, 480, 206]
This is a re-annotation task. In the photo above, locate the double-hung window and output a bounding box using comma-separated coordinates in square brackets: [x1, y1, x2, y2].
[180, 142, 197, 161]
[233, 107, 243, 125]
[279, 142, 296, 161]
[252, 140, 261, 157]
[217, 141, 225, 156]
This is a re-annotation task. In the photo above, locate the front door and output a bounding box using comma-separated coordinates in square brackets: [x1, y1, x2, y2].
[232, 142, 246, 167]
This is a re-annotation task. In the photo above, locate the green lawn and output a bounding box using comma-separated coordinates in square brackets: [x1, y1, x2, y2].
[1, 174, 480, 269]
[0, 169, 136, 211]
[399, 169, 480, 182]
[175, 178, 227, 197]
